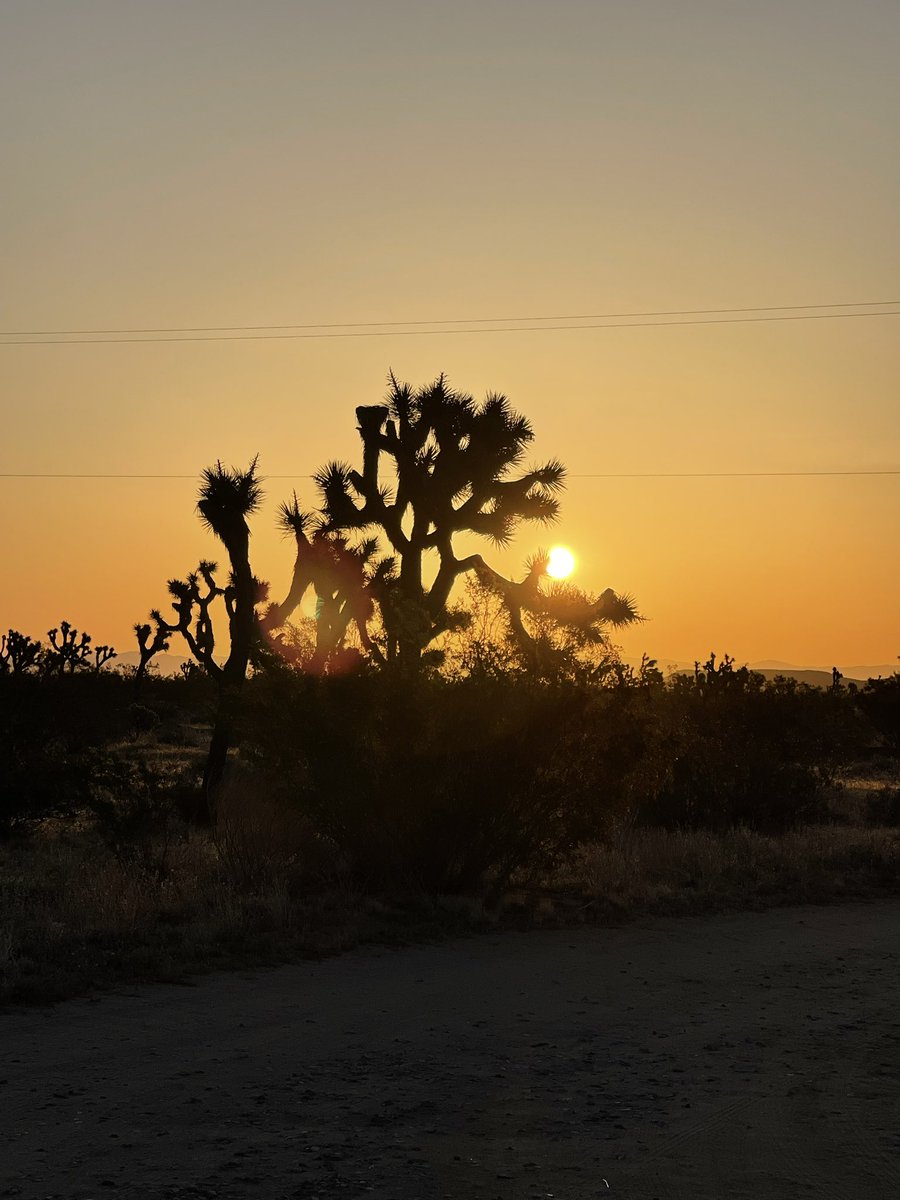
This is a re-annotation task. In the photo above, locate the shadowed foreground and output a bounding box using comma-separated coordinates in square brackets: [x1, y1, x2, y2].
[2, 902, 898, 1200]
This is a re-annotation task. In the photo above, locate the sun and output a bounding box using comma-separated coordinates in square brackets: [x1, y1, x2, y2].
[546, 545, 576, 580]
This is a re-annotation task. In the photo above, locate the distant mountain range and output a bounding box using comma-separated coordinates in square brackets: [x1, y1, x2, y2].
[629, 658, 898, 685]
[119, 649, 897, 685]
[115, 651, 189, 677]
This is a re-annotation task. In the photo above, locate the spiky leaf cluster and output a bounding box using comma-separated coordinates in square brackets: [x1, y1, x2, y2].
[196, 458, 263, 544]
[316, 375, 565, 553]
[471, 555, 642, 681]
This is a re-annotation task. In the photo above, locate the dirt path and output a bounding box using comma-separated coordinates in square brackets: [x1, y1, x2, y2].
[2, 901, 898, 1200]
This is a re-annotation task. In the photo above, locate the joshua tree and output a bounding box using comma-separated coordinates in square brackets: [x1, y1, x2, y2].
[41, 621, 115, 674]
[132, 619, 171, 696]
[195, 459, 263, 686]
[272, 374, 568, 668]
[0, 630, 43, 674]
[261, 498, 386, 673]
[140, 461, 266, 818]
[472, 552, 640, 679]
[44, 621, 92, 673]
[91, 644, 117, 672]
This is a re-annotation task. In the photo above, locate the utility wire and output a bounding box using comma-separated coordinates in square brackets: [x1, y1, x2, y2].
[3, 308, 900, 345]
[2, 299, 898, 338]
[1, 471, 897, 480]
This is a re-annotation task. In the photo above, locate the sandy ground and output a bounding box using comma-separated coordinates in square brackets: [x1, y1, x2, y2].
[2, 901, 899, 1200]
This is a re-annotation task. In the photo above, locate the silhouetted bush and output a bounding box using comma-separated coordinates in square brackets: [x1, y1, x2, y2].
[127, 703, 161, 734]
[241, 670, 631, 896]
[624, 657, 864, 835]
[86, 756, 196, 877]
[0, 643, 884, 873]
[856, 672, 900, 753]
[865, 787, 900, 827]
[239, 659, 872, 884]
[0, 674, 131, 833]
[632, 659, 863, 832]
[0, 671, 207, 835]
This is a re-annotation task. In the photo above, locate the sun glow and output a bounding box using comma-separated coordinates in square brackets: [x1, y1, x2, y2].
[546, 545, 576, 580]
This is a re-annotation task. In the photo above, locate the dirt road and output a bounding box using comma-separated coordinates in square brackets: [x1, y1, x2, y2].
[2, 901, 898, 1199]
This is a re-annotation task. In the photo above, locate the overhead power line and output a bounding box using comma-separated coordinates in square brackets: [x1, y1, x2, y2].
[2, 307, 899, 346]
[1, 470, 897, 481]
[2, 299, 898, 338]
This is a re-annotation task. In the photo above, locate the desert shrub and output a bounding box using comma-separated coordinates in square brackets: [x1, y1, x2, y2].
[238, 659, 869, 891]
[0, 674, 131, 833]
[85, 756, 197, 877]
[0, 735, 100, 835]
[213, 765, 329, 893]
[0, 671, 207, 836]
[127, 703, 161, 734]
[865, 786, 900, 827]
[856, 672, 900, 753]
[633, 660, 863, 832]
[241, 670, 627, 896]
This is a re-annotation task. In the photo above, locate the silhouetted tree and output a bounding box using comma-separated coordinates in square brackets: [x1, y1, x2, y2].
[261, 501, 382, 673]
[44, 622, 92, 673]
[41, 621, 116, 675]
[272, 374, 569, 668]
[91, 644, 117, 672]
[472, 552, 641, 680]
[0, 630, 43, 675]
[139, 460, 266, 820]
[132, 619, 171, 696]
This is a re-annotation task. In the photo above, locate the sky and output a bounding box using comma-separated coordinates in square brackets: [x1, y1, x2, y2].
[2, 1, 898, 668]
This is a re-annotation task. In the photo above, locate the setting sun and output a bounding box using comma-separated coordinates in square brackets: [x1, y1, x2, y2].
[546, 545, 576, 580]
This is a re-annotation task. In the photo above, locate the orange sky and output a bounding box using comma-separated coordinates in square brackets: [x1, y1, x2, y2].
[2, 2, 898, 668]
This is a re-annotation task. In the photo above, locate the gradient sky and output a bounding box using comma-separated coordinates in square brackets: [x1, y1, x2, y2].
[2, 1, 898, 667]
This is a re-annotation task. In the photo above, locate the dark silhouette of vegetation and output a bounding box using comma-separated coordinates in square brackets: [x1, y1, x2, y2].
[265, 375, 640, 671]
[126, 375, 640, 825]
[463, 559, 641, 680]
[0, 624, 118, 681]
[136, 461, 267, 820]
[0, 623, 117, 678]
[233, 652, 871, 894]
[0, 631, 896, 923]
[0, 671, 130, 834]
[132, 619, 171, 697]
[242, 670, 628, 896]
[853, 663, 900, 754]
[43, 621, 117, 674]
[629, 654, 863, 831]
[262, 515, 380, 675]
[0, 630, 43, 675]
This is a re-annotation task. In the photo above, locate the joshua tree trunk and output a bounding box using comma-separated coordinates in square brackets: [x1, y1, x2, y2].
[195, 461, 263, 823]
[199, 701, 235, 821]
[199, 546, 255, 823]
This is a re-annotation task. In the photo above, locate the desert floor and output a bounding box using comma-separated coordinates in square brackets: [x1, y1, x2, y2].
[2, 900, 898, 1200]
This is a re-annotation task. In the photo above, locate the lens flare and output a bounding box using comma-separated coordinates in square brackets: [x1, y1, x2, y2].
[546, 545, 576, 579]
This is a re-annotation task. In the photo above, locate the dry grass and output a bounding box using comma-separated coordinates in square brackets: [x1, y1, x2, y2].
[0, 782, 492, 1006]
[2, 766, 898, 1006]
[543, 824, 900, 921]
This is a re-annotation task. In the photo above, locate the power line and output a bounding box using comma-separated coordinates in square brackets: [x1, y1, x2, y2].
[1, 470, 897, 481]
[572, 470, 900, 478]
[2, 299, 897, 338]
[3, 308, 900, 346]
